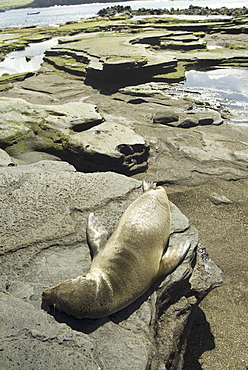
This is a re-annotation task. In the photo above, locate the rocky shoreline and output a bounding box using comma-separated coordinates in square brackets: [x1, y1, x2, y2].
[98, 4, 248, 18]
[0, 10, 248, 370]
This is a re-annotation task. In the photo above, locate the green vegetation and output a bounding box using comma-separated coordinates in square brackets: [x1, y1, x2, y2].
[43, 55, 87, 76]
[32, 120, 69, 155]
[5, 140, 28, 156]
[0, 71, 34, 84]
[228, 42, 247, 50]
[0, 121, 32, 151]
[0, 0, 31, 11]
[2, 117, 69, 157]
[153, 62, 186, 83]
[0, 83, 12, 91]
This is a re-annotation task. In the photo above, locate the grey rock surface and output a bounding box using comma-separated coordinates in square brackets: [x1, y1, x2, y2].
[0, 165, 222, 369]
[0, 97, 149, 175]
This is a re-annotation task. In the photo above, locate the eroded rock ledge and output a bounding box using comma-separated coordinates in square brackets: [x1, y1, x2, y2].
[0, 97, 149, 175]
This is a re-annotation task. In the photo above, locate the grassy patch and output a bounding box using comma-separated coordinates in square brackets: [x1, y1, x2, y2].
[43, 55, 87, 75]
[152, 62, 186, 83]
[0, 0, 31, 11]
[32, 121, 69, 155]
[0, 71, 34, 83]
[5, 140, 28, 156]
[228, 42, 248, 50]
[0, 83, 12, 91]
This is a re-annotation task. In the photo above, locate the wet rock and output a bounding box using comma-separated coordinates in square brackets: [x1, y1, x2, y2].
[178, 117, 199, 128]
[25, 55, 33, 62]
[66, 122, 149, 175]
[153, 109, 222, 128]
[131, 31, 206, 52]
[43, 32, 178, 87]
[0, 167, 222, 370]
[44, 50, 88, 77]
[198, 116, 214, 125]
[87, 58, 177, 86]
[153, 110, 179, 125]
[178, 110, 223, 128]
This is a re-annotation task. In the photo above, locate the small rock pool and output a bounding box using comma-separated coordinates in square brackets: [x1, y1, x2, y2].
[0, 38, 58, 77]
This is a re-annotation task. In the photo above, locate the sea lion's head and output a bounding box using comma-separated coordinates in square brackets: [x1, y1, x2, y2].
[42, 276, 107, 319]
[42, 278, 77, 315]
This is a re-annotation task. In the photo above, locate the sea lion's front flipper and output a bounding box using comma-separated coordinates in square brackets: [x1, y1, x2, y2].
[142, 179, 157, 192]
[86, 212, 109, 259]
[159, 241, 191, 276]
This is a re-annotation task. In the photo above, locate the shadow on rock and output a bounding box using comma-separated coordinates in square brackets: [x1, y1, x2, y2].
[41, 300, 108, 334]
[183, 307, 215, 370]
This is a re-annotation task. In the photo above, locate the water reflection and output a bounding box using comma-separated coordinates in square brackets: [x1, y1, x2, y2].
[184, 68, 248, 95]
[0, 38, 58, 77]
[182, 68, 248, 125]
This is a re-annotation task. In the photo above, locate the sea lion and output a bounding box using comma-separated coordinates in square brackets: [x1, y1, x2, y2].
[42, 180, 190, 319]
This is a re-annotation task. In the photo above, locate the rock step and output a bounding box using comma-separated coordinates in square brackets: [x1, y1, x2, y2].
[66, 122, 149, 175]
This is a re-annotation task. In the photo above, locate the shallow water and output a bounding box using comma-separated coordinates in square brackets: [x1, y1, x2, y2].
[0, 38, 58, 77]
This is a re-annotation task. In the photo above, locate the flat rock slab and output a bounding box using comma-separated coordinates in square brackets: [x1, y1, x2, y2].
[18, 72, 96, 105]
[0, 164, 222, 369]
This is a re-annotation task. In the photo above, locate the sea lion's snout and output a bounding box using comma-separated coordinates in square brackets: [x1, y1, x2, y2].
[42, 287, 55, 306]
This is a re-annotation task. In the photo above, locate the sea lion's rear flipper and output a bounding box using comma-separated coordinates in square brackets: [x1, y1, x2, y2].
[142, 179, 157, 192]
[86, 212, 110, 259]
[159, 241, 191, 276]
